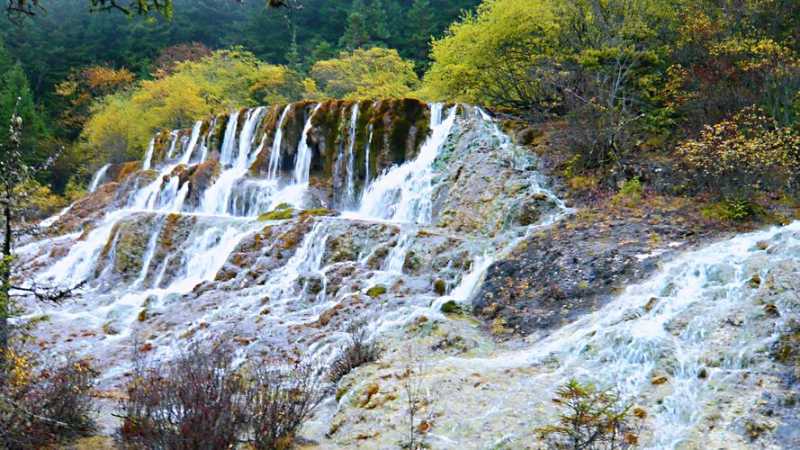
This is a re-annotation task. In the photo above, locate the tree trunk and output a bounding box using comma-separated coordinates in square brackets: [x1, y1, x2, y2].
[1, 194, 11, 361]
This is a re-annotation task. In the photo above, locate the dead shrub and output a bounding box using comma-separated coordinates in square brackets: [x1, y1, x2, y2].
[245, 363, 323, 450]
[327, 320, 382, 384]
[117, 342, 246, 450]
[117, 341, 323, 450]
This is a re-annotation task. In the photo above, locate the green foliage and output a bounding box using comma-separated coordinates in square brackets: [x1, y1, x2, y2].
[82, 49, 305, 162]
[0, 43, 49, 170]
[702, 198, 762, 223]
[612, 177, 643, 206]
[423, 0, 560, 108]
[310, 47, 420, 99]
[537, 379, 645, 449]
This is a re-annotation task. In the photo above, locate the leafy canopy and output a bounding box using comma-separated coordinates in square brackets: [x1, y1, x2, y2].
[82, 49, 305, 162]
[310, 47, 420, 100]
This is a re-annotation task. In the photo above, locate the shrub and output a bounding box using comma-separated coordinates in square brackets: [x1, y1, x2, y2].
[1, 351, 97, 449]
[117, 343, 247, 450]
[117, 342, 323, 450]
[702, 198, 762, 222]
[245, 363, 323, 450]
[328, 320, 382, 384]
[555, 101, 641, 171]
[611, 177, 643, 207]
[537, 379, 645, 450]
[676, 106, 800, 199]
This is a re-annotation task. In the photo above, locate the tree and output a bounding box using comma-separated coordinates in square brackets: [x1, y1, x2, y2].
[537, 379, 646, 450]
[5, 0, 294, 18]
[0, 101, 77, 365]
[365, 0, 391, 42]
[405, 0, 435, 65]
[55, 65, 136, 139]
[82, 49, 306, 162]
[153, 42, 212, 77]
[310, 47, 420, 99]
[339, 0, 370, 51]
[0, 49, 48, 169]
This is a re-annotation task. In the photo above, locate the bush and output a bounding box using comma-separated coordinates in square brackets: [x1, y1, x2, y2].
[1, 351, 97, 449]
[245, 364, 323, 450]
[328, 320, 382, 384]
[611, 177, 643, 207]
[556, 101, 640, 171]
[676, 106, 800, 199]
[117, 343, 247, 449]
[702, 198, 762, 222]
[537, 379, 645, 450]
[117, 342, 322, 450]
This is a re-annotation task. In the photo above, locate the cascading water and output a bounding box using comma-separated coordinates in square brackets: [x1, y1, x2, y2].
[22, 99, 614, 447]
[89, 163, 111, 193]
[200, 107, 266, 215]
[293, 103, 322, 185]
[357, 104, 457, 224]
[345, 103, 359, 207]
[142, 139, 155, 170]
[268, 104, 292, 180]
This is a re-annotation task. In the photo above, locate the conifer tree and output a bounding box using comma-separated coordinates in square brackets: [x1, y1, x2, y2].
[339, 0, 370, 50]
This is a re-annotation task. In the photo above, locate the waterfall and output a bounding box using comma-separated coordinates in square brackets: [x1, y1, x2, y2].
[199, 108, 266, 216]
[142, 139, 155, 170]
[293, 104, 321, 185]
[363, 127, 373, 193]
[345, 103, 359, 207]
[180, 121, 204, 165]
[89, 163, 111, 193]
[166, 132, 178, 159]
[199, 117, 216, 163]
[357, 103, 456, 223]
[268, 104, 292, 180]
[218, 112, 240, 167]
[25, 99, 586, 450]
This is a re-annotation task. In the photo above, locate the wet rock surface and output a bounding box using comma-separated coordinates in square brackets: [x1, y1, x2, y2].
[474, 198, 730, 336]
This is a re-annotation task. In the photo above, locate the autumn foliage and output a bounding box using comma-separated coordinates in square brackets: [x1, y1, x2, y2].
[677, 106, 800, 198]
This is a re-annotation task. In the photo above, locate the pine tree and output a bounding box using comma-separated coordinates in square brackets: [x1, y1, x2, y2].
[365, 0, 392, 42]
[339, 0, 371, 50]
[406, 0, 435, 63]
[285, 28, 302, 72]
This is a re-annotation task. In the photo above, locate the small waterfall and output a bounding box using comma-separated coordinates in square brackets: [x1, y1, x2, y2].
[218, 112, 240, 166]
[268, 104, 292, 180]
[383, 232, 412, 273]
[142, 139, 155, 170]
[357, 104, 456, 223]
[200, 108, 267, 216]
[345, 103, 359, 207]
[198, 117, 215, 163]
[180, 121, 204, 165]
[166, 132, 178, 159]
[363, 127, 373, 193]
[293, 104, 322, 185]
[89, 163, 111, 193]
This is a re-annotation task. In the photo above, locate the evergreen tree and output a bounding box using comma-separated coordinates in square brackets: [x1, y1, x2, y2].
[365, 0, 391, 42]
[339, 0, 370, 50]
[0, 47, 47, 169]
[406, 0, 435, 63]
[286, 28, 302, 72]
